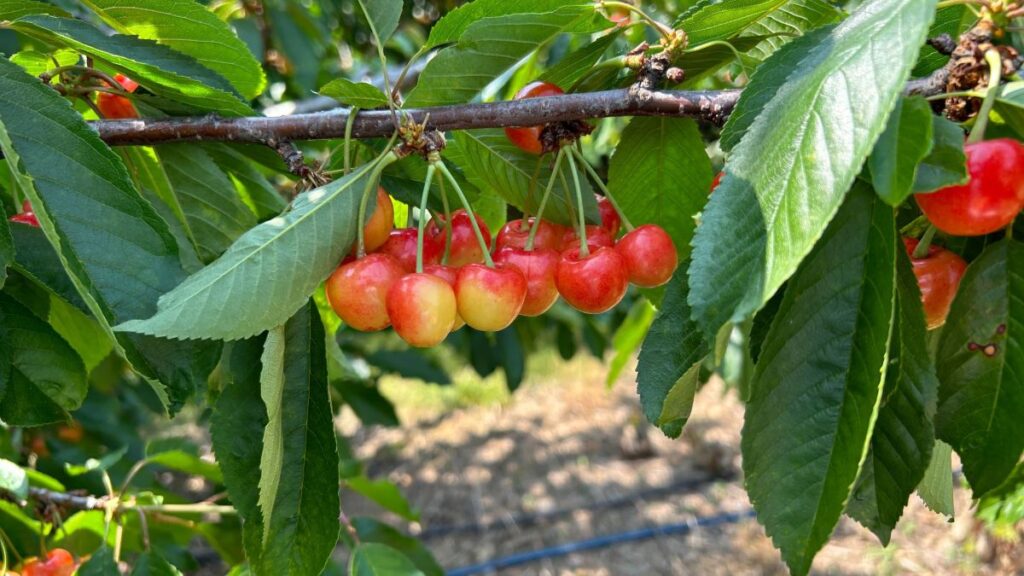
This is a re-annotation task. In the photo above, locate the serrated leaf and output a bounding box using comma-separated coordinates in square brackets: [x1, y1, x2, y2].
[117, 156, 388, 341]
[917, 439, 955, 517]
[913, 114, 968, 194]
[423, 0, 590, 50]
[349, 543, 425, 576]
[679, 0, 789, 45]
[0, 458, 28, 500]
[202, 144, 287, 221]
[255, 302, 339, 575]
[345, 476, 419, 522]
[0, 0, 67, 19]
[737, 0, 843, 64]
[635, 269, 709, 438]
[608, 117, 711, 257]
[869, 96, 934, 206]
[77, 547, 118, 576]
[12, 15, 251, 115]
[688, 0, 936, 340]
[351, 518, 444, 576]
[742, 185, 896, 576]
[130, 551, 184, 576]
[319, 78, 390, 108]
[539, 30, 620, 90]
[80, 0, 266, 100]
[846, 247, 938, 544]
[451, 130, 599, 227]
[0, 56, 217, 412]
[356, 0, 402, 44]
[935, 239, 1024, 497]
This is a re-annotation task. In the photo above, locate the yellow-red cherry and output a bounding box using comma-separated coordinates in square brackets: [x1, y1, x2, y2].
[555, 246, 628, 313]
[504, 81, 564, 155]
[326, 253, 404, 331]
[455, 263, 527, 331]
[494, 246, 561, 316]
[387, 273, 457, 347]
[615, 224, 678, 288]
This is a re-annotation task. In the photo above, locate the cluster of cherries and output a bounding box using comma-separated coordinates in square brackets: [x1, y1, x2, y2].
[7, 549, 77, 576]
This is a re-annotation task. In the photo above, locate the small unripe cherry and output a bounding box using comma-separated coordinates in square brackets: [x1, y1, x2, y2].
[428, 209, 491, 267]
[455, 263, 527, 331]
[326, 253, 404, 331]
[615, 224, 678, 287]
[560, 225, 614, 252]
[597, 195, 621, 237]
[495, 217, 565, 251]
[504, 81, 564, 155]
[423, 264, 466, 330]
[494, 246, 561, 316]
[362, 187, 395, 253]
[387, 273, 457, 347]
[377, 228, 443, 272]
[556, 246, 629, 313]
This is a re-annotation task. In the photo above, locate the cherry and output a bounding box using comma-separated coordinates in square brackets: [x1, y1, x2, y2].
[455, 263, 527, 331]
[597, 195, 621, 237]
[915, 139, 1024, 236]
[96, 73, 140, 119]
[9, 200, 39, 227]
[555, 246, 629, 313]
[377, 228, 443, 272]
[504, 81, 564, 155]
[387, 273, 457, 347]
[559, 225, 614, 252]
[362, 187, 395, 253]
[427, 209, 491, 267]
[423, 264, 466, 330]
[615, 224, 678, 287]
[711, 171, 724, 192]
[22, 549, 75, 576]
[495, 217, 565, 251]
[326, 253, 404, 331]
[903, 238, 967, 330]
[494, 246, 561, 316]
[607, 6, 631, 26]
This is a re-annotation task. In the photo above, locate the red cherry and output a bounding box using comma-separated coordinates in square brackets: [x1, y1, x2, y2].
[903, 238, 967, 330]
[21, 200, 32, 212]
[560, 225, 614, 252]
[427, 209, 491, 267]
[22, 549, 75, 576]
[455, 263, 527, 331]
[915, 139, 1024, 236]
[377, 228, 443, 272]
[362, 187, 395, 253]
[113, 73, 139, 93]
[326, 254, 405, 331]
[597, 196, 621, 237]
[9, 212, 39, 227]
[615, 224, 678, 287]
[494, 246, 561, 316]
[555, 246, 628, 313]
[711, 171, 724, 192]
[495, 217, 564, 251]
[387, 273, 457, 347]
[504, 81, 564, 155]
[96, 74, 141, 119]
[423, 264, 466, 330]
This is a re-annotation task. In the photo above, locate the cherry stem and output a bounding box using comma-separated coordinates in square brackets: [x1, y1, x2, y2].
[343, 106, 359, 176]
[571, 145, 634, 232]
[526, 148, 566, 251]
[914, 225, 938, 259]
[416, 164, 437, 273]
[355, 150, 400, 257]
[564, 150, 590, 258]
[436, 160, 495, 267]
[968, 49, 1004, 145]
[435, 168, 453, 264]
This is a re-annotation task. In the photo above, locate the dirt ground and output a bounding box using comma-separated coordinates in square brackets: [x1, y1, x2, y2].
[340, 354, 1023, 576]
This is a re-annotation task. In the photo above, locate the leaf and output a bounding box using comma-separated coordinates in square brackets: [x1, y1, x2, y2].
[351, 518, 443, 576]
[12, 16, 251, 115]
[406, 4, 602, 106]
[255, 302, 340, 575]
[913, 115, 968, 194]
[737, 0, 843, 64]
[0, 293, 87, 426]
[742, 185, 896, 576]
[688, 0, 937, 340]
[423, 0, 588, 50]
[8, 48, 79, 77]
[345, 476, 419, 522]
[48, 292, 115, 373]
[912, 5, 973, 76]
[917, 439, 955, 517]
[869, 96, 934, 206]
[846, 247, 938, 544]
[130, 551, 184, 576]
[319, 78, 390, 108]
[635, 269, 710, 438]
[65, 447, 127, 476]
[0, 0, 67, 19]
[337, 381, 400, 428]
[76, 547, 119, 576]
[349, 543, 425, 576]
[606, 299, 655, 387]
[202, 144, 287, 221]
[539, 30, 620, 90]
[362, 349, 451, 385]
[0, 204, 11, 289]
[935, 239, 1024, 497]
[79, 0, 266, 100]
[0, 458, 28, 500]
[0, 56, 216, 412]
[993, 81, 1024, 139]
[145, 438, 223, 483]
[608, 117, 712, 257]
[356, 0, 402, 44]
[117, 156, 387, 340]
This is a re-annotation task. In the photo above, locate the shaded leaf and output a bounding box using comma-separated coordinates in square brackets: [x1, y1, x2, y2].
[337, 381, 400, 428]
[349, 543, 424, 576]
[737, 0, 843, 64]
[77, 547, 118, 576]
[869, 96, 934, 206]
[0, 0, 68, 19]
[130, 551, 184, 576]
[345, 476, 419, 522]
[320, 78, 390, 108]
[912, 6, 973, 76]
[202, 144, 287, 221]
[539, 30, 621, 90]
[356, 0, 402, 44]
[145, 438, 223, 483]
[913, 115, 968, 194]
[351, 517, 443, 576]
[917, 439, 955, 517]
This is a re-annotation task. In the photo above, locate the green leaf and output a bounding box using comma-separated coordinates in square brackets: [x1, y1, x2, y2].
[356, 0, 402, 44]
[145, 438, 223, 483]
[130, 551, 184, 576]
[606, 299, 655, 387]
[336, 381, 399, 427]
[846, 247, 938, 544]
[0, 293, 87, 426]
[423, 0, 588, 50]
[539, 30, 620, 90]
[0, 0, 68, 19]
[608, 117, 711, 257]
[349, 543, 425, 576]
[0, 458, 28, 500]
[869, 96, 935, 206]
[679, 0, 787, 44]
[737, 0, 843, 64]
[362, 349, 451, 385]
[742, 185, 896, 576]
[913, 115, 968, 194]
[202, 144, 287, 221]
[935, 239, 1024, 497]
[79, 0, 266, 100]
[635, 269, 710, 438]
[917, 439, 955, 517]
[0, 204, 11, 289]
[345, 476, 419, 522]
[912, 5, 973, 76]
[688, 0, 936, 340]
[48, 293, 114, 373]
[65, 446, 126, 476]
[406, 4, 601, 106]
[351, 518, 443, 576]
[0, 56, 216, 412]
[12, 16, 251, 115]
[77, 547, 119, 576]
[117, 156, 387, 340]
[993, 81, 1024, 139]
[255, 302, 340, 575]
[8, 48, 79, 77]
[319, 78, 390, 109]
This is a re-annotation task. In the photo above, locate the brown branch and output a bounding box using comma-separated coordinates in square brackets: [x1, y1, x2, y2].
[28, 486, 109, 511]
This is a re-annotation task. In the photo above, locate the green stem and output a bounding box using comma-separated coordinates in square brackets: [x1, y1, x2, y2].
[571, 145, 634, 232]
[968, 49, 1005, 145]
[914, 225, 938, 259]
[600, 1, 672, 40]
[686, 40, 749, 78]
[436, 161, 494, 267]
[564, 150, 590, 258]
[135, 504, 237, 514]
[416, 164, 437, 273]
[935, 0, 982, 8]
[355, 151, 400, 257]
[435, 168, 452, 264]
[526, 148, 566, 250]
[343, 107, 359, 176]
[925, 90, 984, 101]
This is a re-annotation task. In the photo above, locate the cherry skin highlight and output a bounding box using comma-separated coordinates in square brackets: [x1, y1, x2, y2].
[915, 139, 1024, 236]
[495, 217, 565, 251]
[423, 264, 466, 330]
[455, 263, 527, 331]
[556, 246, 629, 314]
[494, 246, 561, 316]
[560, 225, 614, 252]
[903, 238, 968, 330]
[597, 195, 621, 237]
[427, 209, 491, 267]
[504, 81, 564, 155]
[377, 228, 443, 272]
[615, 224, 678, 287]
[326, 253, 405, 331]
[387, 273, 457, 347]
